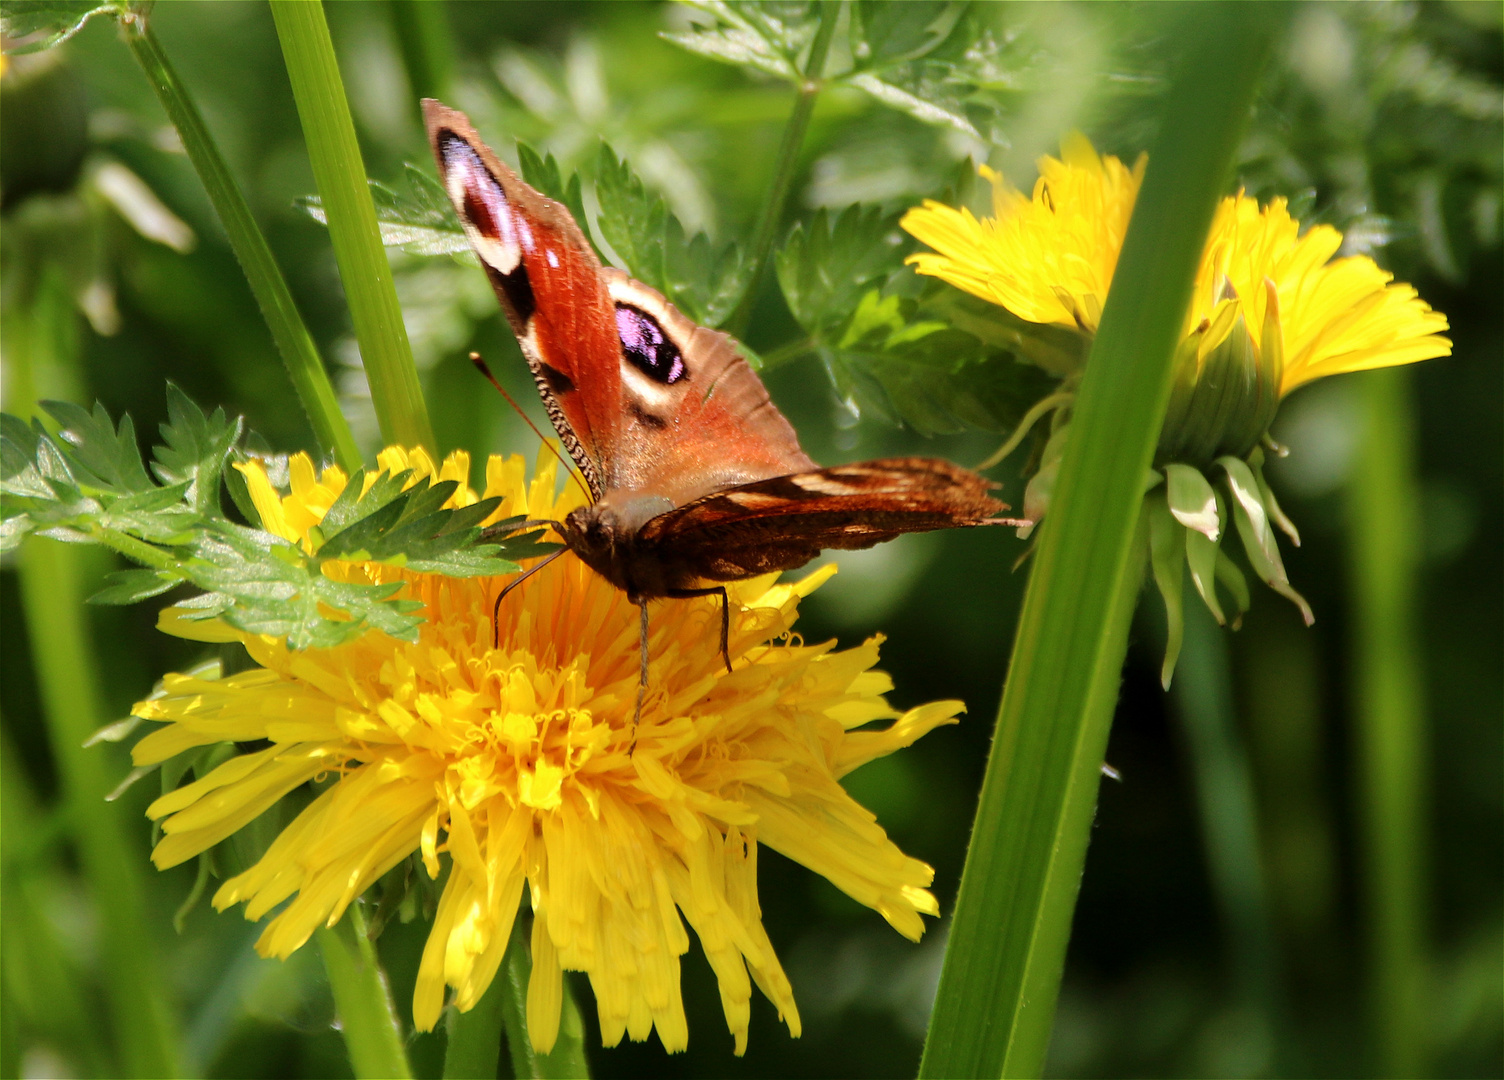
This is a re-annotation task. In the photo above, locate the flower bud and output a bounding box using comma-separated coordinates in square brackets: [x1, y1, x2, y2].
[1157, 278, 1283, 465]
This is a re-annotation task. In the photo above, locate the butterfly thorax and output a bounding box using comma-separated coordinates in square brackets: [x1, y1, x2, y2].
[559, 493, 683, 601]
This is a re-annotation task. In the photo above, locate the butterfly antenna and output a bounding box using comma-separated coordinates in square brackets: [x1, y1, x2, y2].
[470, 352, 593, 504]
[490, 546, 567, 649]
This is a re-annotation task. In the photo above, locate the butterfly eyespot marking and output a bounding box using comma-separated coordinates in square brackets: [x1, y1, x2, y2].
[616, 303, 686, 385]
[439, 133, 535, 321]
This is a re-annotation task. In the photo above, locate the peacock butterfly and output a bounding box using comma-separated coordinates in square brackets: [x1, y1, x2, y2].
[423, 101, 1022, 722]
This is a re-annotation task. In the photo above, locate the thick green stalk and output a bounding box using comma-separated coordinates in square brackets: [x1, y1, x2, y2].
[119, 8, 361, 472]
[1172, 598, 1289, 1067]
[271, 0, 435, 454]
[1349, 366, 1428, 1077]
[723, 1, 838, 338]
[317, 907, 414, 1080]
[918, 7, 1282, 1077]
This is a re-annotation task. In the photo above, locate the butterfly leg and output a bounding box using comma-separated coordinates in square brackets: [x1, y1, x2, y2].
[490, 546, 567, 649]
[629, 599, 649, 755]
[665, 585, 732, 674]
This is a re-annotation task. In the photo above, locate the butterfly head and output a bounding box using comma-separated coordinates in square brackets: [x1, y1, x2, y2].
[558, 493, 678, 599]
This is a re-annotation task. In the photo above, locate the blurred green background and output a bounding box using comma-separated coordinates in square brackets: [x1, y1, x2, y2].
[1, 2, 1499, 1077]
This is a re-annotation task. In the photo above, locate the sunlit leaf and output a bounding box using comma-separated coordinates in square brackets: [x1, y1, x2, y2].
[299, 167, 472, 256]
[0, 0, 120, 54]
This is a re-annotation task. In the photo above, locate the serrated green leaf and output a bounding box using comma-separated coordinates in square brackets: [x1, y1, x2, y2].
[593, 142, 746, 327]
[107, 480, 194, 515]
[516, 143, 598, 260]
[0, 0, 119, 53]
[0, 413, 42, 478]
[403, 546, 519, 578]
[662, 216, 747, 329]
[0, 512, 37, 552]
[41, 399, 155, 493]
[593, 142, 670, 291]
[820, 288, 1061, 435]
[851, 1, 966, 68]
[88, 568, 180, 605]
[841, 6, 1022, 145]
[919, 284, 1089, 379]
[152, 382, 243, 516]
[777, 206, 904, 334]
[662, 0, 817, 82]
[299, 168, 471, 257]
[222, 453, 261, 526]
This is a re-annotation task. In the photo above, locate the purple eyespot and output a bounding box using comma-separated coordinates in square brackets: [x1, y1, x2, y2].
[616, 304, 685, 384]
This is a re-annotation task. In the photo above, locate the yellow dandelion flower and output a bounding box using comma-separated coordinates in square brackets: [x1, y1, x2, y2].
[902, 135, 1451, 405]
[130, 446, 961, 1055]
[903, 133, 1453, 669]
[902, 133, 1145, 333]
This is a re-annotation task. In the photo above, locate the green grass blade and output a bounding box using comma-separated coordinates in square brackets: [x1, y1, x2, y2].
[121, 13, 361, 473]
[918, 8, 1284, 1077]
[271, 0, 436, 455]
[317, 908, 414, 1080]
[1349, 366, 1428, 1077]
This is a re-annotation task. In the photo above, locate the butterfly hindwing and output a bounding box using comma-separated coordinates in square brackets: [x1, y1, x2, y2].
[638, 458, 1013, 580]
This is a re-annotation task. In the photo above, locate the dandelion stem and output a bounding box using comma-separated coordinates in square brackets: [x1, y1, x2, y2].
[443, 974, 504, 1079]
[756, 335, 816, 371]
[271, 0, 436, 455]
[119, 9, 361, 473]
[1172, 597, 1293, 1070]
[390, 0, 455, 107]
[498, 915, 591, 1079]
[724, 1, 838, 339]
[317, 907, 413, 1080]
[1349, 366, 1428, 1077]
[918, 7, 1284, 1077]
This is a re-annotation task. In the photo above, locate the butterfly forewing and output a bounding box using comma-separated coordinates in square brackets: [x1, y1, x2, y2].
[426, 100, 813, 509]
[425, 99, 618, 498]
